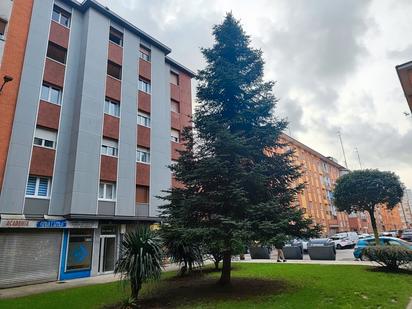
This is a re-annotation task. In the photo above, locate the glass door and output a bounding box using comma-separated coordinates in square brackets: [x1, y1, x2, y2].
[98, 235, 116, 273]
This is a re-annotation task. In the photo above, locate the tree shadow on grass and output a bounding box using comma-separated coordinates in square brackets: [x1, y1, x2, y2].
[140, 277, 291, 308]
[106, 270, 292, 309]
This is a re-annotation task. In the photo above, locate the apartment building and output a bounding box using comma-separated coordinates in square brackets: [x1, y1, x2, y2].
[399, 189, 412, 229]
[396, 60, 412, 113]
[281, 134, 408, 236]
[0, 0, 194, 288]
[281, 134, 350, 236]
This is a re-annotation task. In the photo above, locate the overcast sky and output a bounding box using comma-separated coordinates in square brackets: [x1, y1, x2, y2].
[98, 0, 412, 188]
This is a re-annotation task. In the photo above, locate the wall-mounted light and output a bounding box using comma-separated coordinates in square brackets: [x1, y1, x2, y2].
[0, 75, 13, 93]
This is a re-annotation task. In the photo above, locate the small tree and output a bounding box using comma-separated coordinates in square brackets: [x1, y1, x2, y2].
[115, 227, 163, 302]
[334, 169, 404, 245]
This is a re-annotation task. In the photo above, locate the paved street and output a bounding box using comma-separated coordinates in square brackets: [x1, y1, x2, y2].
[239, 248, 376, 266]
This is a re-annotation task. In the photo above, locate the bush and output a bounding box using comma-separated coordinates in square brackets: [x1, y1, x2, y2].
[363, 246, 412, 271]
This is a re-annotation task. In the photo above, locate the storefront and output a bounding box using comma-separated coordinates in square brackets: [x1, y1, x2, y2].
[0, 218, 98, 287]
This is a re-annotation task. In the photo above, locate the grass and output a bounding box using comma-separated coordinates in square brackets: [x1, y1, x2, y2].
[0, 263, 411, 308]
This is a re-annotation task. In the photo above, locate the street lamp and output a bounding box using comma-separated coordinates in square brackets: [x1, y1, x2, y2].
[0, 75, 13, 93]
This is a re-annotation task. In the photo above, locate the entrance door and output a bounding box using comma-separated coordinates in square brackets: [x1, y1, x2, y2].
[98, 235, 116, 273]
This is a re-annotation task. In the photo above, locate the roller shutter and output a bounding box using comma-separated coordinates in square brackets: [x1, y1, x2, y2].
[0, 230, 62, 288]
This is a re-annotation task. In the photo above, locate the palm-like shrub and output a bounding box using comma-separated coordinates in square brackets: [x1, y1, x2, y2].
[163, 236, 203, 275]
[115, 227, 163, 302]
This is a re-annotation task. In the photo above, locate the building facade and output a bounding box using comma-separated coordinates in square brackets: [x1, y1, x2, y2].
[396, 60, 412, 113]
[281, 134, 350, 236]
[0, 0, 193, 287]
[282, 134, 407, 236]
[398, 189, 412, 229]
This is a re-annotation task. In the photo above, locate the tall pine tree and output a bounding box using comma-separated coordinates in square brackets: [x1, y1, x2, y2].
[160, 13, 317, 285]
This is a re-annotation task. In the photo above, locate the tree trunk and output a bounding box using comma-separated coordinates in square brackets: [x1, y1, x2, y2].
[368, 208, 380, 245]
[131, 280, 141, 301]
[218, 250, 231, 286]
[214, 260, 220, 270]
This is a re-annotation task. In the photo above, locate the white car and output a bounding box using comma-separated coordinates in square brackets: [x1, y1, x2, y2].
[358, 233, 371, 239]
[329, 232, 359, 249]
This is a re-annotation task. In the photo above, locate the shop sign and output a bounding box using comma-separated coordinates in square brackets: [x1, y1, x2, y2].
[0, 219, 37, 228]
[36, 220, 67, 228]
[1, 219, 98, 229]
[67, 221, 98, 229]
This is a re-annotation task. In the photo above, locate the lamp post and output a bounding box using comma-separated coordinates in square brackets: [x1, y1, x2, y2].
[0, 75, 13, 93]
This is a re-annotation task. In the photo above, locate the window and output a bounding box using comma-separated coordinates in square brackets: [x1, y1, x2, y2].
[104, 98, 120, 117]
[138, 78, 151, 94]
[171, 100, 180, 113]
[137, 111, 150, 127]
[136, 185, 149, 204]
[107, 61, 122, 80]
[139, 45, 151, 62]
[26, 176, 51, 198]
[101, 138, 118, 157]
[170, 71, 179, 85]
[47, 42, 67, 64]
[40, 83, 62, 105]
[66, 232, 93, 271]
[109, 27, 123, 46]
[99, 182, 116, 201]
[136, 147, 150, 163]
[52, 5, 71, 27]
[33, 127, 57, 149]
[0, 19, 7, 40]
[171, 129, 180, 143]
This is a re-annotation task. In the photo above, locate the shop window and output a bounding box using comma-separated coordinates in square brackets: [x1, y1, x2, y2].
[47, 42, 67, 64]
[66, 231, 93, 271]
[109, 27, 123, 46]
[107, 61, 122, 80]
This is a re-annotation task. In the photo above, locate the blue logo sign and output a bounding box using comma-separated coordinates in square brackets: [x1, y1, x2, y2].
[36, 220, 67, 228]
[73, 244, 88, 263]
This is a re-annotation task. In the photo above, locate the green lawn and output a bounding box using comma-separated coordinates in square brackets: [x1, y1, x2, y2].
[1, 264, 411, 309]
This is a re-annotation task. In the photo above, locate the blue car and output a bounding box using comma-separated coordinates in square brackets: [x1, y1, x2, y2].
[353, 236, 412, 260]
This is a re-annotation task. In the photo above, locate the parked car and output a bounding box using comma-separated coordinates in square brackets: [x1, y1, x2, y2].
[401, 229, 412, 242]
[358, 233, 371, 239]
[380, 230, 398, 237]
[329, 232, 359, 249]
[353, 236, 412, 260]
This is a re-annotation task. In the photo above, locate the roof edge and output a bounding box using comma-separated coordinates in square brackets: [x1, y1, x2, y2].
[61, 0, 172, 54]
[281, 133, 348, 171]
[166, 56, 196, 78]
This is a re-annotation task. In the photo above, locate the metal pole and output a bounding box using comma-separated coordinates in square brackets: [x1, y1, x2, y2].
[337, 131, 348, 169]
[354, 147, 362, 169]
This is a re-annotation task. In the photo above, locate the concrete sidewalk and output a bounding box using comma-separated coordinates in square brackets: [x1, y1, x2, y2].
[0, 263, 181, 300]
